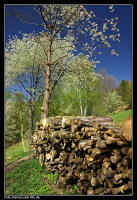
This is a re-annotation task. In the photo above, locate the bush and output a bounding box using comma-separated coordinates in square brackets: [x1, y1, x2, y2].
[103, 91, 123, 113]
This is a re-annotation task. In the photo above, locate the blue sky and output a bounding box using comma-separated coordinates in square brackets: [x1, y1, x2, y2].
[5, 4, 132, 85]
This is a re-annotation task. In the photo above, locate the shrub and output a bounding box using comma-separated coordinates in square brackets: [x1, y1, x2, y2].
[103, 91, 123, 113]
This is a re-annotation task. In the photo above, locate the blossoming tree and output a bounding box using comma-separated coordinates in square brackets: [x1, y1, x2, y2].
[6, 5, 120, 122]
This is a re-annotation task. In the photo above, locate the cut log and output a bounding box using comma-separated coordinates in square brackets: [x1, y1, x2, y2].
[92, 147, 112, 156]
[57, 176, 67, 189]
[107, 127, 122, 138]
[59, 130, 72, 137]
[106, 179, 114, 188]
[127, 181, 132, 189]
[37, 138, 50, 146]
[91, 136, 101, 142]
[78, 140, 93, 149]
[60, 134, 78, 140]
[85, 131, 100, 137]
[114, 173, 123, 181]
[62, 116, 76, 128]
[122, 169, 132, 180]
[116, 161, 123, 168]
[100, 173, 107, 182]
[106, 167, 116, 179]
[102, 161, 111, 169]
[95, 187, 104, 194]
[92, 116, 113, 122]
[87, 188, 95, 195]
[84, 154, 94, 163]
[44, 146, 51, 152]
[113, 179, 123, 185]
[95, 121, 114, 127]
[83, 145, 92, 151]
[84, 127, 95, 133]
[76, 131, 84, 138]
[47, 160, 64, 165]
[116, 167, 123, 173]
[48, 136, 60, 145]
[91, 175, 101, 187]
[71, 124, 83, 133]
[96, 140, 107, 149]
[115, 140, 125, 146]
[111, 184, 128, 194]
[49, 125, 63, 130]
[122, 116, 132, 142]
[121, 147, 132, 158]
[77, 120, 94, 127]
[122, 155, 132, 168]
[110, 154, 121, 164]
[103, 136, 116, 144]
[51, 131, 60, 138]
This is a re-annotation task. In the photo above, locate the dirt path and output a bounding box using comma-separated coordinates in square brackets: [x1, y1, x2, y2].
[5, 153, 36, 171]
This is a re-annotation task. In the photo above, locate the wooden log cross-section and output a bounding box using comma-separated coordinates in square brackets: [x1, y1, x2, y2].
[32, 115, 132, 195]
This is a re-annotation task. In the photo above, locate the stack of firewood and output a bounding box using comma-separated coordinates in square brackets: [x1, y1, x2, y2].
[32, 116, 132, 195]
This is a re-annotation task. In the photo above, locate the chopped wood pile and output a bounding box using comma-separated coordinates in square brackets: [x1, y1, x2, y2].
[32, 116, 132, 195]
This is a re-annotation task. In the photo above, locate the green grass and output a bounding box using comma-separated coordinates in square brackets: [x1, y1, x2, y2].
[110, 109, 132, 126]
[5, 158, 56, 195]
[5, 158, 81, 195]
[5, 139, 33, 164]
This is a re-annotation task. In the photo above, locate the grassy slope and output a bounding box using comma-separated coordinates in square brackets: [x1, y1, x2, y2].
[110, 109, 132, 126]
[5, 158, 81, 195]
[5, 139, 33, 164]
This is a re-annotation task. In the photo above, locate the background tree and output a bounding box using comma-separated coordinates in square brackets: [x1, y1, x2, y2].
[13, 92, 29, 152]
[91, 68, 117, 115]
[60, 53, 98, 116]
[117, 80, 132, 108]
[5, 95, 29, 148]
[103, 91, 123, 113]
[5, 33, 46, 138]
[98, 68, 117, 93]
[48, 54, 102, 117]
[5, 32, 75, 134]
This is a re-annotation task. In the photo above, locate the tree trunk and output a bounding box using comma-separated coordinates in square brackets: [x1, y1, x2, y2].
[41, 31, 53, 120]
[29, 105, 35, 140]
[19, 110, 26, 152]
[41, 65, 50, 120]
[84, 105, 87, 117]
[77, 89, 83, 117]
[80, 104, 83, 117]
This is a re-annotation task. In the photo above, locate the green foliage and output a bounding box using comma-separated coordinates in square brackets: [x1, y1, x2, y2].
[5, 99, 21, 146]
[47, 173, 59, 184]
[117, 80, 132, 108]
[71, 184, 78, 191]
[5, 158, 81, 195]
[5, 158, 44, 195]
[103, 91, 123, 113]
[49, 54, 99, 117]
[5, 94, 29, 147]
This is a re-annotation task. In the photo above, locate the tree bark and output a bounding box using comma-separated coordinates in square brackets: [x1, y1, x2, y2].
[29, 104, 35, 145]
[41, 30, 53, 120]
[41, 65, 50, 120]
[19, 110, 26, 152]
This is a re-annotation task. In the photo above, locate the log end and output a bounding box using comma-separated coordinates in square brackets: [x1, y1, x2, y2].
[122, 116, 132, 142]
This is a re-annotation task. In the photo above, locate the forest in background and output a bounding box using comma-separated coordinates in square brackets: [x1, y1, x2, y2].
[5, 66, 132, 148]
